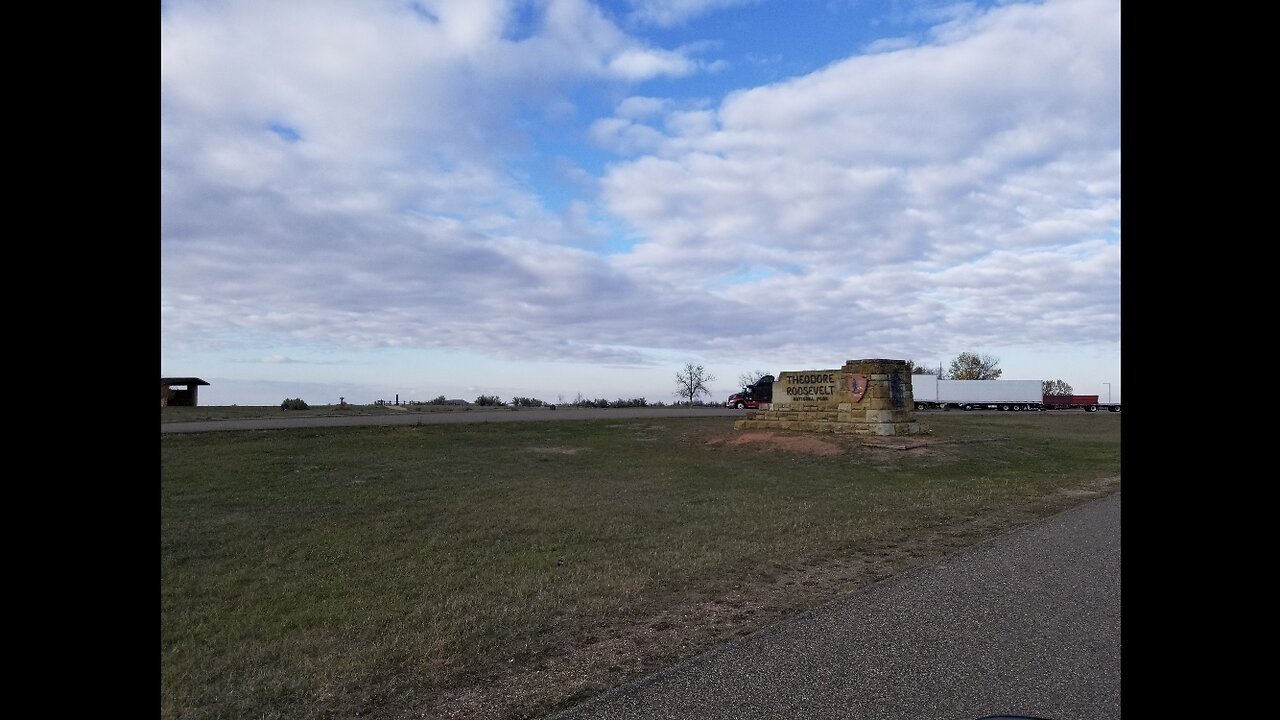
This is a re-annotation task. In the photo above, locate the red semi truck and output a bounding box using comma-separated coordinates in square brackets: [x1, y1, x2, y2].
[726, 375, 775, 409]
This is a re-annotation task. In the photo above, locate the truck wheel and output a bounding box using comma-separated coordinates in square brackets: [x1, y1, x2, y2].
[962, 404, 973, 411]
[1086, 405, 1098, 412]
[1108, 406, 1120, 412]
[736, 402, 746, 409]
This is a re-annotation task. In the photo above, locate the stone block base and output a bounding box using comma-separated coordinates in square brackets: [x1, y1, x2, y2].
[734, 414, 921, 436]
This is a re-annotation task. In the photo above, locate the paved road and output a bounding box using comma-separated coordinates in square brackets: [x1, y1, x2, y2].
[160, 407, 748, 434]
[548, 492, 1121, 720]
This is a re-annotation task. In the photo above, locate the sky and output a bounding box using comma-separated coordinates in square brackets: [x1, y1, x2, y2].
[160, 0, 1121, 407]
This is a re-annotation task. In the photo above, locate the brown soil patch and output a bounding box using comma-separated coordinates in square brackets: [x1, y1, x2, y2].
[702, 429, 945, 457]
[723, 431, 843, 455]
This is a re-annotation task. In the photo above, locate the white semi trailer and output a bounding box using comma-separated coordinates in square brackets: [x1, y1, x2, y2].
[911, 376, 1043, 411]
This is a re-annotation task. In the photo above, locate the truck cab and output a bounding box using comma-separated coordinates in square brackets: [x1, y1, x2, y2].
[727, 375, 775, 409]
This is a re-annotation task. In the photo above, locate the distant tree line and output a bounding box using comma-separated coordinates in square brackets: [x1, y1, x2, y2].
[333, 351, 1087, 410]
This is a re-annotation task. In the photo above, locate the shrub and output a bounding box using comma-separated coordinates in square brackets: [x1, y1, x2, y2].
[280, 398, 309, 411]
[608, 397, 648, 408]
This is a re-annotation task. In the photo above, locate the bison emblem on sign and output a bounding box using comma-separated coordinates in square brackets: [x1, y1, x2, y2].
[849, 373, 867, 402]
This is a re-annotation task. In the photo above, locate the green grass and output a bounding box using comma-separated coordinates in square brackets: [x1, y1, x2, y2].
[161, 412, 1120, 720]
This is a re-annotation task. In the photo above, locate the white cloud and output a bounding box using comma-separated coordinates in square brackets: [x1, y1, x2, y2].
[615, 96, 672, 119]
[589, 116, 668, 155]
[600, 0, 1119, 299]
[162, 0, 1120, 402]
[625, 0, 760, 28]
[606, 47, 698, 79]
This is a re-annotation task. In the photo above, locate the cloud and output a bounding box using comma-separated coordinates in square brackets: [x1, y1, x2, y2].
[599, 0, 1119, 303]
[246, 355, 350, 365]
[614, 96, 672, 119]
[162, 0, 1119, 379]
[606, 47, 698, 79]
[624, 0, 760, 28]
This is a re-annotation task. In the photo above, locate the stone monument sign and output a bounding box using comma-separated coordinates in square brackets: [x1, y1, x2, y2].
[734, 358, 921, 436]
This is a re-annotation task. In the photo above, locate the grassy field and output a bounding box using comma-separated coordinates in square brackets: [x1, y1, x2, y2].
[160, 412, 1120, 720]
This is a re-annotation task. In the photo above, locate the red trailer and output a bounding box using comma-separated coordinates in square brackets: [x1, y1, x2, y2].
[1041, 394, 1105, 412]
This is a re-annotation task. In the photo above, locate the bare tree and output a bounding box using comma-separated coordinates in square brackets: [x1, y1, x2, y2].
[947, 352, 1003, 380]
[1042, 379, 1074, 396]
[737, 369, 769, 388]
[674, 362, 716, 405]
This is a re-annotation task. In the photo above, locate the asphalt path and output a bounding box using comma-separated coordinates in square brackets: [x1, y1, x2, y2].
[160, 406, 749, 434]
[547, 492, 1121, 720]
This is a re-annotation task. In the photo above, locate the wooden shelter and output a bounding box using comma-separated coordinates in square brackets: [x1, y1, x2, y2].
[161, 377, 210, 407]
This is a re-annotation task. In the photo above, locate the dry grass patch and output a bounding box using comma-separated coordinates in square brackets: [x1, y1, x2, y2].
[527, 446, 584, 455]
